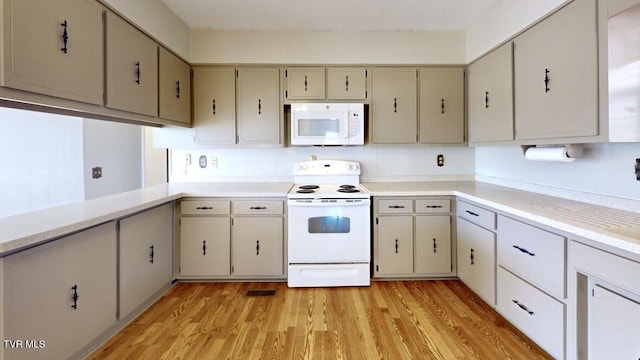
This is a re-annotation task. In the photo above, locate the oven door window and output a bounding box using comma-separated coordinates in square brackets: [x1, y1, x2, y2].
[308, 216, 351, 233]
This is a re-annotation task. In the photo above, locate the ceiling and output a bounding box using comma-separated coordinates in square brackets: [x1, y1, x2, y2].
[160, 0, 501, 32]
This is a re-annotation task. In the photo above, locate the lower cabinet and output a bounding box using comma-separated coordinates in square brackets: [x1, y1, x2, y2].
[119, 203, 174, 319]
[178, 198, 286, 279]
[456, 217, 496, 305]
[2, 222, 117, 360]
[374, 197, 453, 278]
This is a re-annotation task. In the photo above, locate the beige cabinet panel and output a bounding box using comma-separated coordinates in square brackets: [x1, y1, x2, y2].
[2, 0, 104, 105]
[419, 67, 465, 144]
[371, 68, 418, 143]
[468, 43, 514, 143]
[119, 203, 173, 318]
[285, 67, 325, 100]
[236, 67, 281, 144]
[158, 47, 191, 125]
[376, 216, 414, 275]
[180, 217, 230, 277]
[327, 67, 367, 100]
[457, 217, 496, 306]
[415, 215, 451, 275]
[2, 222, 117, 360]
[514, 0, 598, 140]
[590, 284, 640, 359]
[193, 67, 237, 144]
[233, 217, 283, 276]
[105, 11, 158, 117]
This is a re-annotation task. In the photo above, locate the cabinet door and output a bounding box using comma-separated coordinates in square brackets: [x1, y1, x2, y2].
[193, 67, 237, 144]
[514, 0, 598, 140]
[180, 217, 230, 277]
[3, 0, 104, 105]
[468, 42, 514, 143]
[376, 216, 414, 275]
[371, 68, 418, 143]
[3, 222, 117, 360]
[105, 11, 158, 117]
[158, 47, 191, 125]
[457, 217, 496, 305]
[327, 67, 367, 100]
[233, 217, 283, 276]
[590, 284, 640, 359]
[285, 67, 325, 100]
[119, 203, 173, 318]
[236, 67, 281, 144]
[415, 215, 451, 275]
[419, 67, 465, 144]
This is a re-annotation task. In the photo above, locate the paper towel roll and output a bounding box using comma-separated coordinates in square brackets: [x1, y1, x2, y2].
[524, 147, 576, 162]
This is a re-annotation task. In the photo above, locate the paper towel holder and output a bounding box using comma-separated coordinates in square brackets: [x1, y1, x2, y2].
[521, 144, 584, 159]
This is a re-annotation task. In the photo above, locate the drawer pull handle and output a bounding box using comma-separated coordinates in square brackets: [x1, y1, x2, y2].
[512, 299, 535, 315]
[465, 210, 479, 217]
[60, 20, 69, 54]
[71, 284, 79, 310]
[513, 245, 535, 257]
[149, 245, 155, 263]
[470, 248, 475, 265]
[250, 206, 267, 210]
[389, 205, 405, 209]
[202, 240, 207, 256]
[196, 206, 214, 210]
[395, 239, 399, 254]
[425, 205, 443, 209]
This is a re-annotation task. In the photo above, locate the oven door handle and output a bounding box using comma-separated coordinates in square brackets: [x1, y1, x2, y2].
[287, 200, 370, 207]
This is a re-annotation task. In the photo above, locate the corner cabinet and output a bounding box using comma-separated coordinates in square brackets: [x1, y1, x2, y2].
[371, 67, 418, 144]
[373, 197, 454, 278]
[467, 42, 514, 144]
[158, 47, 191, 125]
[513, 0, 598, 141]
[118, 203, 174, 319]
[418, 67, 465, 144]
[1, 0, 105, 105]
[2, 222, 117, 360]
[105, 11, 158, 117]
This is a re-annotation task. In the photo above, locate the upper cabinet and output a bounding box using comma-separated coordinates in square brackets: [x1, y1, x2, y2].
[158, 47, 191, 125]
[193, 67, 236, 144]
[418, 67, 465, 144]
[513, 0, 598, 141]
[371, 67, 418, 144]
[468, 43, 515, 144]
[2, 0, 104, 105]
[284, 66, 368, 102]
[236, 67, 282, 145]
[105, 11, 158, 117]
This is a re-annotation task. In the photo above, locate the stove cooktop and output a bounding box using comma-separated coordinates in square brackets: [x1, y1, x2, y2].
[288, 183, 370, 199]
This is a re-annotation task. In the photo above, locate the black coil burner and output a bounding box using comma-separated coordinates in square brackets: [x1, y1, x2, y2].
[337, 184, 360, 193]
[297, 185, 319, 193]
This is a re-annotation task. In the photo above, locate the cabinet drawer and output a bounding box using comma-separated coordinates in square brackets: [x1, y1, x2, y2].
[181, 200, 231, 215]
[378, 199, 414, 214]
[498, 215, 566, 299]
[497, 267, 564, 359]
[457, 201, 496, 229]
[415, 199, 450, 213]
[233, 201, 283, 215]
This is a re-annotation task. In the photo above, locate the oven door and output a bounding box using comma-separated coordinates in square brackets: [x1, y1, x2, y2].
[287, 199, 370, 263]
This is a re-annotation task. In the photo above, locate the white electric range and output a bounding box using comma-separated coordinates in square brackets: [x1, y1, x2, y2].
[287, 160, 371, 287]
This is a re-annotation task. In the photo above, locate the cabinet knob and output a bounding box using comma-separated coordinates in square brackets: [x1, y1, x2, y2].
[345, 75, 349, 92]
[393, 97, 398, 113]
[258, 99, 262, 115]
[485, 91, 490, 109]
[441, 98, 445, 114]
[176, 81, 181, 99]
[135, 62, 141, 84]
[212, 99, 216, 115]
[395, 239, 399, 254]
[202, 240, 207, 256]
[60, 20, 69, 54]
[71, 284, 79, 310]
[304, 75, 308, 92]
[544, 68, 550, 93]
[470, 248, 475, 265]
[433, 238, 437, 254]
[149, 245, 155, 263]
[256, 240, 260, 255]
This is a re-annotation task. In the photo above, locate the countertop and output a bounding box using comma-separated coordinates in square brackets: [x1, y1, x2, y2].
[2, 180, 640, 262]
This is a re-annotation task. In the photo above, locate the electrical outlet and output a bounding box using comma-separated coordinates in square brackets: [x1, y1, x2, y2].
[437, 154, 445, 167]
[635, 158, 640, 181]
[92, 167, 102, 179]
[211, 156, 218, 168]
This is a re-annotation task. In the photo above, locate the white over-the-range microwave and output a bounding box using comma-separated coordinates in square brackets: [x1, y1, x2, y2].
[290, 103, 365, 146]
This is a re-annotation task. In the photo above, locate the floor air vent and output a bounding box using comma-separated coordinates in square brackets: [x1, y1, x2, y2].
[244, 289, 278, 297]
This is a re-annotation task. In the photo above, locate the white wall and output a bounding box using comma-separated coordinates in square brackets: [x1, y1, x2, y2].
[0, 108, 84, 217]
[191, 30, 466, 64]
[168, 146, 475, 183]
[83, 119, 143, 200]
[102, 0, 190, 59]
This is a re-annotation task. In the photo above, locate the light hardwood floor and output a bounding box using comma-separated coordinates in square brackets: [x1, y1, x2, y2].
[90, 280, 552, 359]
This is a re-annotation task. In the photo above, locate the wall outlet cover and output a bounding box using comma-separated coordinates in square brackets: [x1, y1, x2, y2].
[92, 167, 102, 179]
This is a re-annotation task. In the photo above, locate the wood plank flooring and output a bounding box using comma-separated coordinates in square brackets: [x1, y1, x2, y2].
[90, 281, 552, 359]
